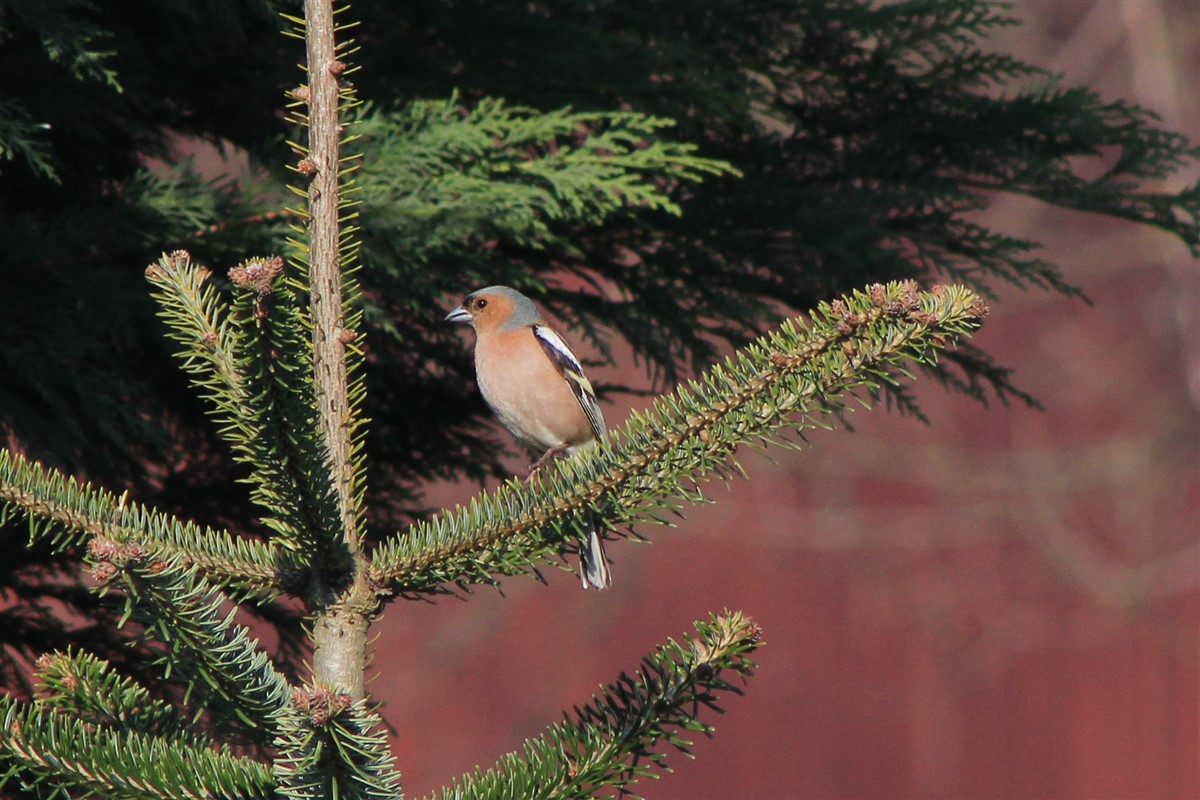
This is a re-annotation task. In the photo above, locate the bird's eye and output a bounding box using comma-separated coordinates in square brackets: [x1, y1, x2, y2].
[474, 298, 488, 310]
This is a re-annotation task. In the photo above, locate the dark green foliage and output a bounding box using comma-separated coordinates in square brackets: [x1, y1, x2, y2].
[92, 547, 293, 743]
[0, 447, 289, 597]
[275, 693, 402, 800]
[146, 251, 346, 567]
[34, 648, 202, 743]
[0, 695, 275, 800]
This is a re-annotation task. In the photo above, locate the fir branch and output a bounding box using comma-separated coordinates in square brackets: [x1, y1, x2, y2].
[371, 281, 989, 594]
[145, 250, 345, 565]
[274, 688, 402, 800]
[33, 648, 201, 745]
[229, 255, 348, 561]
[87, 544, 292, 743]
[0, 696, 273, 800]
[429, 611, 761, 800]
[0, 448, 288, 598]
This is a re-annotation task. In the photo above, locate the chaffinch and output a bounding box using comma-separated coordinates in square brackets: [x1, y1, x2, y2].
[446, 285, 611, 590]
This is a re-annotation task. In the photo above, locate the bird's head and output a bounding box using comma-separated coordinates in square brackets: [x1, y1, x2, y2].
[445, 285, 543, 332]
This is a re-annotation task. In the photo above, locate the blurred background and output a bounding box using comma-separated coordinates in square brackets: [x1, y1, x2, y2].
[377, 3, 1199, 797]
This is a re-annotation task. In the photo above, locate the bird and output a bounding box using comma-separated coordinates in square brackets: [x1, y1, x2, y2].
[445, 285, 611, 590]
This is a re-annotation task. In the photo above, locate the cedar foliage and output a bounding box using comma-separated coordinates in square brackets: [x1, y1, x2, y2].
[0, 1, 1197, 797]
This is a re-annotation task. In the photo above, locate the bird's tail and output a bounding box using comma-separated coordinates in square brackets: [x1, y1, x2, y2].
[579, 509, 611, 590]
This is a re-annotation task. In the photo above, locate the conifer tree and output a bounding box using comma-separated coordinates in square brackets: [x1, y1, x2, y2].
[0, 2, 1002, 796]
[0, 1, 1196, 796]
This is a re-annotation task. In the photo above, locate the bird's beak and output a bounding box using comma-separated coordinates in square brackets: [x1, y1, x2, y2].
[444, 306, 472, 324]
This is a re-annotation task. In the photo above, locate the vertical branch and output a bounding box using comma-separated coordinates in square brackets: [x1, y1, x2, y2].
[304, 0, 358, 552]
[302, 0, 372, 701]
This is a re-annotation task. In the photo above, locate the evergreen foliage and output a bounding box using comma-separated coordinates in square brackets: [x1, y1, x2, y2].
[0, 0, 1197, 797]
[32, 648, 200, 743]
[145, 250, 345, 567]
[89, 543, 292, 742]
[0, 448, 288, 598]
[0, 694, 274, 800]
[274, 692, 402, 800]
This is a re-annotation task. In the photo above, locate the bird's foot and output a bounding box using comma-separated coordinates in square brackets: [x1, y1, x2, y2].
[527, 443, 570, 478]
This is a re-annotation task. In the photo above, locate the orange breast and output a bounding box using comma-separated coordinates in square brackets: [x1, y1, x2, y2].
[474, 328, 593, 452]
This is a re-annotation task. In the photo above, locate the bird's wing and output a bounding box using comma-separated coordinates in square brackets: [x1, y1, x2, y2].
[533, 324, 606, 440]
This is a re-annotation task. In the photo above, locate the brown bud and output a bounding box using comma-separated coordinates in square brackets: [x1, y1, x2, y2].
[838, 313, 866, 334]
[886, 281, 922, 316]
[336, 327, 358, 344]
[90, 561, 119, 584]
[292, 85, 311, 102]
[230, 256, 284, 296]
[292, 686, 352, 726]
[329, 60, 347, 75]
[297, 157, 318, 177]
[87, 537, 120, 562]
[291, 686, 312, 712]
